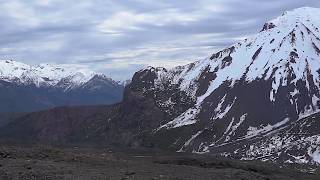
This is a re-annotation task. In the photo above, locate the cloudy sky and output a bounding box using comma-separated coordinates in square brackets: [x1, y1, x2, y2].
[0, 0, 319, 81]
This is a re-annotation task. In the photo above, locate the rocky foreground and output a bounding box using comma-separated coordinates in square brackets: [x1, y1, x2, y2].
[0, 145, 319, 180]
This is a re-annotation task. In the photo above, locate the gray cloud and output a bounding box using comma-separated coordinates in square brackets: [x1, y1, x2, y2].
[0, 0, 319, 81]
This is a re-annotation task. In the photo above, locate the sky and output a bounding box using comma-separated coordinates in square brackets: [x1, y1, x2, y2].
[0, 0, 319, 81]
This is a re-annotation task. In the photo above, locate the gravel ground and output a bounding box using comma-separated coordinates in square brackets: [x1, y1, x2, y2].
[0, 145, 319, 180]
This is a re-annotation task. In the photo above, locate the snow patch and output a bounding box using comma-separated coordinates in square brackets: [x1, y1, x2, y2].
[310, 149, 320, 164]
[178, 131, 203, 152]
[245, 118, 290, 138]
[158, 108, 199, 129]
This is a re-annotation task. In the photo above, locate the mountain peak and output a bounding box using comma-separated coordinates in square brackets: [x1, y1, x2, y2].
[282, 7, 319, 16]
[278, 6, 319, 22]
[0, 59, 29, 67]
[0, 60, 110, 88]
[262, 7, 320, 31]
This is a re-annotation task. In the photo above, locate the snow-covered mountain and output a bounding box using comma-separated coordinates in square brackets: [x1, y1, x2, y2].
[0, 60, 104, 89]
[0, 60, 124, 113]
[119, 7, 320, 165]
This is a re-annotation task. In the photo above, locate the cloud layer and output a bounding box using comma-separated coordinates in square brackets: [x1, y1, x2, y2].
[0, 0, 319, 80]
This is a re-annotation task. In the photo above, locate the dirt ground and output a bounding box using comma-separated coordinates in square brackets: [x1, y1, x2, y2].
[0, 145, 319, 180]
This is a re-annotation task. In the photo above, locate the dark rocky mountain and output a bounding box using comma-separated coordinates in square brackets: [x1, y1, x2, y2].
[0, 61, 124, 113]
[1, 7, 320, 166]
[0, 105, 120, 144]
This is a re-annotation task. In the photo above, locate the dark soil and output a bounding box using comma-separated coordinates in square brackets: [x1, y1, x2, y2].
[0, 145, 319, 180]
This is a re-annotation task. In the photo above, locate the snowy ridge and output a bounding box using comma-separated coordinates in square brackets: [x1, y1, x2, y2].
[0, 60, 103, 89]
[152, 7, 320, 129]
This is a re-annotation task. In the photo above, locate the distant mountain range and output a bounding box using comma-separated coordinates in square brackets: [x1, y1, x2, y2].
[0, 60, 124, 113]
[1, 7, 320, 166]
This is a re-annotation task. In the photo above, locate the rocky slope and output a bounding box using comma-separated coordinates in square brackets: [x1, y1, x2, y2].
[0, 60, 124, 113]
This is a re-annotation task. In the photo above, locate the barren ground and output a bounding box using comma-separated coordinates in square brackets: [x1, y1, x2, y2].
[0, 145, 319, 180]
